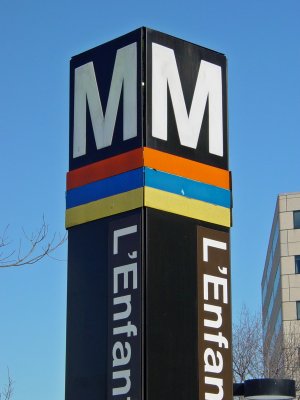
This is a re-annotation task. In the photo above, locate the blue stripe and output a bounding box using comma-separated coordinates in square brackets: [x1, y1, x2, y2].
[144, 168, 231, 208]
[66, 168, 144, 209]
[66, 167, 231, 210]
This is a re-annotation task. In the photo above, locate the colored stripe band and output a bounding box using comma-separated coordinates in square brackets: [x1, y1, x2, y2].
[66, 187, 231, 228]
[65, 188, 144, 228]
[66, 168, 144, 209]
[144, 187, 231, 228]
[66, 167, 231, 210]
[145, 168, 231, 208]
[67, 147, 231, 191]
[143, 147, 230, 190]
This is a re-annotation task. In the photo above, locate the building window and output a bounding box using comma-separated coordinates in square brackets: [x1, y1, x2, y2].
[297, 301, 300, 320]
[294, 211, 300, 229]
[296, 256, 300, 274]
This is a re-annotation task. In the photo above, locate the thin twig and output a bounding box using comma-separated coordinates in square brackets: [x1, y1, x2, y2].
[0, 217, 67, 268]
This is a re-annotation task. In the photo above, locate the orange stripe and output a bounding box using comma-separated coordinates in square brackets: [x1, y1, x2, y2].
[67, 148, 144, 190]
[143, 147, 230, 189]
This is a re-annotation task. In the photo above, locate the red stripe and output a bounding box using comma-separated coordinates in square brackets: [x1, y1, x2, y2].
[67, 148, 144, 190]
[67, 147, 231, 191]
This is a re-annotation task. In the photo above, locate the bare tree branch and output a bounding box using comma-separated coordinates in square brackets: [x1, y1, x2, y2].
[0, 369, 13, 400]
[0, 216, 66, 268]
[264, 322, 300, 398]
[232, 305, 264, 382]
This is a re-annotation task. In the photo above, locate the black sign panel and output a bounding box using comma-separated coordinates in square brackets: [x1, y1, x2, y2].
[107, 213, 142, 400]
[145, 28, 228, 169]
[145, 208, 230, 399]
[65, 210, 142, 400]
[145, 208, 198, 399]
[69, 29, 143, 171]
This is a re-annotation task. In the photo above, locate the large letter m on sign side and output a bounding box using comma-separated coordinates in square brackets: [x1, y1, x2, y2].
[152, 43, 223, 156]
[73, 43, 137, 158]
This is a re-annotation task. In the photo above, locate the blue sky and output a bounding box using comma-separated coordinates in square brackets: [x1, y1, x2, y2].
[1, 1, 300, 399]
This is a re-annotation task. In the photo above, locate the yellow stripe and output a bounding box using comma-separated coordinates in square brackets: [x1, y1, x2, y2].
[144, 187, 231, 227]
[66, 188, 144, 228]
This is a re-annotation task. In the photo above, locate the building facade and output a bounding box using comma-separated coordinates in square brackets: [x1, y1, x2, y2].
[262, 192, 300, 381]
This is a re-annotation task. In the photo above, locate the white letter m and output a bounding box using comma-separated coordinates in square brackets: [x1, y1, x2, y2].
[152, 43, 223, 156]
[73, 42, 137, 158]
